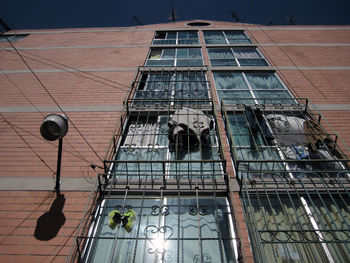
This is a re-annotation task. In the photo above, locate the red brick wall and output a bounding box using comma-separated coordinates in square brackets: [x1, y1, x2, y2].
[0, 191, 90, 263]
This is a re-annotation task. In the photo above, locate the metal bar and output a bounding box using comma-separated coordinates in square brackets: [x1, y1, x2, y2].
[108, 188, 129, 263]
[213, 186, 225, 263]
[55, 138, 63, 197]
[195, 188, 203, 263]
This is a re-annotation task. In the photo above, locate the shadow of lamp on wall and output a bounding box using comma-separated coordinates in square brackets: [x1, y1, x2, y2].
[34, 194, 66, 241]
[34, 114, 68, 240]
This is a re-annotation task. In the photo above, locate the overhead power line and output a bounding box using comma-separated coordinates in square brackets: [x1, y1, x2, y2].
[5, 37, 104, 163]
[0, 48, 132, 93]
[0, 113, 56, 178]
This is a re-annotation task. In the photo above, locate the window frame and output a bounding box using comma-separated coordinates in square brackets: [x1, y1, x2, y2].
[81, 195, 239, 263]
[208, 47, 269, 67]
[152, 30, 200, 45]
[133, 71, 212, 106]
[145, 48, 204, 67]
[110, 110, 224, 182]
[213, 71, 295, 105]
[203, 30, 251, 45]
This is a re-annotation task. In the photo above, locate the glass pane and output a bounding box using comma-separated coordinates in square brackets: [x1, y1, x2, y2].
[177, 31, 192, 39]
[146, 60, 174, 67]
[217, 90, 253, 105]
[213, 72, 249, 90]
[153, 39, 176, 45]
[238, 59, 268, 66]
[176, 59, 203, 67]
[178, 39, 199, 45]
[113, 148, 167, 178]
[174, 73, 209, 100]
[166, 32, 177, 39]
[204, 31, 226, 44]
[227, 113, 266, 147]
[208, 48, 234, 59]
[89, 197, 235, 263]
[245, 73, 285, 90]
[255, 90, 294, 104]
[233, 48, 261, 59]
[225, 31, 251, 44]
[176, 48, 201, 59]
[189, 48, 201, 58]
[149, 49, 162, 59]
[163, 49, 176, 59]
[176, 48, 188, 58]
[211, 59, 238, 67]
[308, 197, 350, 262]
[245, 196, 328, 262]
[169, 148, 222, 179]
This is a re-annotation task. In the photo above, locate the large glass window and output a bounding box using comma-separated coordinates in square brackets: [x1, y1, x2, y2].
[133, 71, 210, 106]
[153, 31, 199, 45]
[84, 196, 237, 263]
[213, 72, 294, 105]
[223, 104, 347, 180]
[204, 31, 251, 44]
[208, 47, 268, 67]
[242, 177, 350, 263]
[110, 109, 223, 182]
[146, 48, 203, 67]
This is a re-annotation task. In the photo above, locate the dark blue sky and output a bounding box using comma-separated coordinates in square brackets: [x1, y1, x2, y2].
[1, 0, 350, 30]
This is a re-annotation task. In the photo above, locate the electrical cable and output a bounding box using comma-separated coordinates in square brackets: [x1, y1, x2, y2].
[0, 69, 45, 117]
[252, 24, 327, 99]
[240, 22, 302, 99]
[0, 47, 132, 93]
[5, 37, 104, 163]
[0, 117, 102, 168]
[0, 113, 56, 180]
[0, 67, 91, 165]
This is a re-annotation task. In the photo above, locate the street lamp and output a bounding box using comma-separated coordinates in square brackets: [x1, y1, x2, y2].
[40, 114, 68, 197]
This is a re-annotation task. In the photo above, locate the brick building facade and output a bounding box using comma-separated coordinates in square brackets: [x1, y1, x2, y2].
[0, 20, 349, 262]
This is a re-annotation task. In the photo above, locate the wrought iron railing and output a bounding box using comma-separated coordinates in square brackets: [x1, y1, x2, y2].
[221, 98, 350, 182]
[240, 172, 350, 263]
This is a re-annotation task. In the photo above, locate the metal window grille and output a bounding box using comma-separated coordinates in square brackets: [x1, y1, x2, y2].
[68, 65, 242, 263]
[241, 173, 350, 263]
[76, 190, 239, 263]
[221, 98, 350, 262]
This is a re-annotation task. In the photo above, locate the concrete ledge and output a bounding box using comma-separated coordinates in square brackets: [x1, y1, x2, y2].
[312, 104, 350, 111]
[0, 105, 124, 113]
[0, 177, 96, 191]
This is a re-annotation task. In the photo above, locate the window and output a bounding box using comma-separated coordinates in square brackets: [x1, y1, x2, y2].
[213, 72, 294, 105]
[223, 101, 350, 262]
[208, 47, 268, 67]
[82, 196, 237, 263]
[241, 175, 350, 263]
[0, 34, 28, 42]
[222, 102, 348, 179]
[187, 21, 211, 27]
[132, 71, 210, 106]
[146, 48, 203, 67]
[153, 31, 199, 45]
[109, 108, 223, 183]
[204, 31, 251, 44]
